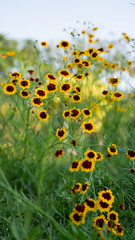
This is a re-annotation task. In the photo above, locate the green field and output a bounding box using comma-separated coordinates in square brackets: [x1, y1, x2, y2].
[0, 29, 135, 239]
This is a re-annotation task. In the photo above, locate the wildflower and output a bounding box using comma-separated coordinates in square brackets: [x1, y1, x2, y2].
[74, 74, 84, 80]
[66, 63, 74, 69]
[96, 152, 104, 161]
[63, 56, 68, 61]
[7, 50, 15, 56]
[4, 84, 17, 95]
[73, 58, 81, 65]
[59, 40, 70, 49]
[87, 47, 94, 55]
[58, 69, 71, 78]
[60, 82, 72, 92]
[130, 168, 135, 174]
[111, 91, 124, 101]
[98, 189, 115, 205]
[71, 183, 82, 194]
[79, 50, 86, 56]
[93, 215, 107, 230]
[80, 182, 91, 194]
[69, 160, 80, 172]
[107, 144, 118, 155]
[102, 90, 109, 96]
[38, 110, 49, 121]
[84, 150, 97, 161]
[108, 211, 119, 223]
[1, 54, 6, 59]
[79, 158, 95, 172]
[97, 199, 112, 212]
[88, 38, 94, 44]
[108, 77, 120, 86]
[69, 211, 85, 226]
[75, 86, 81, 94]
[106, 153, 112, 159]
[55, 149, 64, 158]
[92, 27, 98, 31]
[70, 107, 81, 119]
[98, 48, 104, 53]
[27, 69, 34, 74]
[40, 41, 47, 47]
[56, 128, 67, 141]
[107, 44, 114, 49]
[9, 72, 21, 78]
[127, 60, 132, 66]
[71, 140, 77, 146]
[123, 34, 130, 41]
[35, 88, 47, 99]
[82, 109, 92, 117]
[20, 90, 30, 98]
[62, 110, 70, 119]
[119, 203, 125, 210]
[72, 94, 81, 102]
[82, 60, 91, 68]
[115, 223, 124, 236]
[74, 204, 87, 215]
[82, 30, 86, 34]
[84, 198, 96, 211]
[10, 78, 19, 85]
[19, 79, 30, 89]
[31, 97, 43, 107]
[45, 73, 56, 81]
[81, 121, 95, 134]
[91, 50, 99, 60]
[71, 50, 78, 57]
[126, 149, 135, 160]
[45, 82, 58, 93]
[102, 61, 109, 68]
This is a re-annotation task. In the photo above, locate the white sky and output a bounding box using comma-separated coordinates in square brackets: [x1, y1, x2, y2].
[0, 0, 135, 44]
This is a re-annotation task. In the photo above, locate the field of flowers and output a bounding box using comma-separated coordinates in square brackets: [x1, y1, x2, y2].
[0, 25, 135, 239]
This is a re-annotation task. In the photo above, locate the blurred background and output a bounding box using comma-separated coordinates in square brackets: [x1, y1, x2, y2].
[0, 0, 135, 43]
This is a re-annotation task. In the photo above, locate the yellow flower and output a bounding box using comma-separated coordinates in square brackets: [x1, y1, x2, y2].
[111, 91, 124, 101]
[70, 107, 81, 119]
[79, 158, 95, 172]
[19, 79, 30, 89]
[98, 189, 115, 205]
[7, 50, 15, 56]
[81, 121, 96, 134]
[35, 88, 47, 99]
[93, 215, 108, 230]
[58, 69, 71, 78]
[40, 41, 47, 47]
[45, 73, 56, 81]
[108, 77, 120, 86]
[82, 109, 92, 118]
[20, 90, 30, 98]
[59, 40, 70, 49]
[84, 198, 96, 211]
[45, 82, 58, 93]
[107, 43, 114, 49]
[69, 160, 80, 172]
[80, 182, 91, 194]
[60, 82, 72, 93]
[56, 128, 67, 141]
[69, 211, 86, 226]
[4, 84, 17, 95]
[31, 97, 43, 107]
[72, 94, 81, 103]
[82, 60, 91, 68]
[38, 110, 49, 121]
[1, 54, 6, 59]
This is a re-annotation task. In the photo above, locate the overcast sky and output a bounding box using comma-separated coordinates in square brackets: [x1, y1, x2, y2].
[0, 0, 135, 44]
